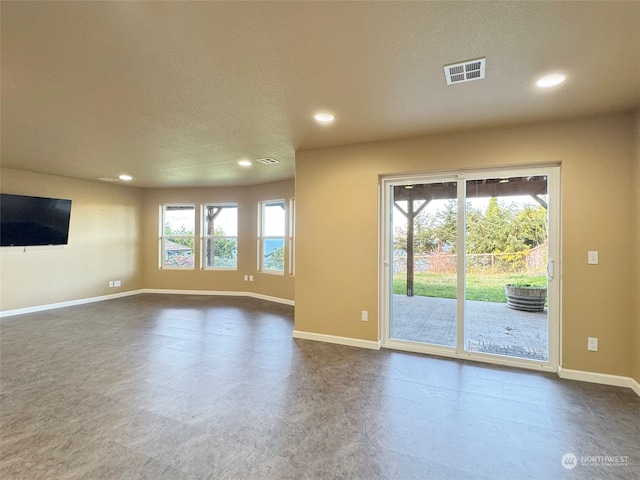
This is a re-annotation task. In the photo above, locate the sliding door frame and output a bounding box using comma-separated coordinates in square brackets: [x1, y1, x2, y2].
[379, 164, 561, 372]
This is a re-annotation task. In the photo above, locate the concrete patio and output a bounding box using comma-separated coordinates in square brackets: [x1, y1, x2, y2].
[390, 295, 548, 361]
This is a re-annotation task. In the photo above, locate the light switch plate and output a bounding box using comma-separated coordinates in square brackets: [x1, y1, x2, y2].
[588, 251, 598, 265]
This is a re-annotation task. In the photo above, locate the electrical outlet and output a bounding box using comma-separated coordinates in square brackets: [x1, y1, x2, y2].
[587, 337, 598, 351]
[114, 280, 121, 287]
[249, 275, 254, 282]
[108, 281, 114, 288]
[361, 310, 368, 322]
[588, 251, 599, 265]
[244, 275, 248, 281]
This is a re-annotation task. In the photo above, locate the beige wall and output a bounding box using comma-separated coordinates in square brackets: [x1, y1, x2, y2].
[633, 112, 640, 384]
[142, 179, 294, 302]
[295, 112, 637, 377]
[0, 168, 144, 311]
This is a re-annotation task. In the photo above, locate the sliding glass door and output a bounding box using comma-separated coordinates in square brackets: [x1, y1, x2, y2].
[381, 166, 559, 370]
[390, 181, 458, 349]
[463, 175, 551, 362]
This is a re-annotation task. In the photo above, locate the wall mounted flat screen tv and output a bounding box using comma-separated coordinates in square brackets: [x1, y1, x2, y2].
[0, 193, 72, 247]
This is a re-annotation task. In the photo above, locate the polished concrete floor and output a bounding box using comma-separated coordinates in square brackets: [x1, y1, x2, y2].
[391, 295, 548, 360]
[1, 294, 638, 479]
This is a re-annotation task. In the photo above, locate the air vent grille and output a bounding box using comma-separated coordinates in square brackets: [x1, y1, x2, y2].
[256, 157, 280, 165]
[444, 58, 485, 85]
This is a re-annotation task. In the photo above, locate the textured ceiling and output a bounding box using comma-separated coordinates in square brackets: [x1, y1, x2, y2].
[2, 1, 639, 188]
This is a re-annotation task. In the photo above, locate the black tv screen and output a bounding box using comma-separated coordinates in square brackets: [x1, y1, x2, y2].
[0, 193, 72, 247]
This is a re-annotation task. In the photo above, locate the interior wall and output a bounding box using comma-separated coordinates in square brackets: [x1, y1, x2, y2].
[142, 179, 294, 302]
[0, 168, 144, 312]
[633, 112, 640, 385]
[295, 112, 636, 377]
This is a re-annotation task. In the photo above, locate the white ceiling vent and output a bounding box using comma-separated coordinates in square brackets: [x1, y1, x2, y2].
[444, 58, 485, 85]
[256, 157, 280, 165]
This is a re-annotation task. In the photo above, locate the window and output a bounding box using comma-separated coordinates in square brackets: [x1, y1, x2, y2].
[202, 204, 238, 269]
[160, 205, 195, 268]
[259, 200, 286, 273]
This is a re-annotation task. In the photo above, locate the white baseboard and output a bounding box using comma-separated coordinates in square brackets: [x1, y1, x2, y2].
[558, 366, 640, 397]
[141, 289, 294, 306]
[631, 377, 640, 397]
[292, 329, 381, 350]
[0, 289, 144, 318]
[249, 292, 295, 306]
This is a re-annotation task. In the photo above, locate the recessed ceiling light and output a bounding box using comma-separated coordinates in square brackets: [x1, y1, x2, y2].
[314, 113, 335, 124]
[119, 174, 133, 181]
[536, 73, 566, 88]
[238, 160, 252, 167]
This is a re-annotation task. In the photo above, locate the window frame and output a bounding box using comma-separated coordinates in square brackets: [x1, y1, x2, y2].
[201, 203, 238, 271]
[159, 203, 196, 270]
[258, 199, 287, 275]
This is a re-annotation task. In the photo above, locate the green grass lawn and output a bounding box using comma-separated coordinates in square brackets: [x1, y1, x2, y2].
[393, 272, 547, 302]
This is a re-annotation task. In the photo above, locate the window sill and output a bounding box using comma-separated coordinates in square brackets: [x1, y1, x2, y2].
[260, 269, 285, 276]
